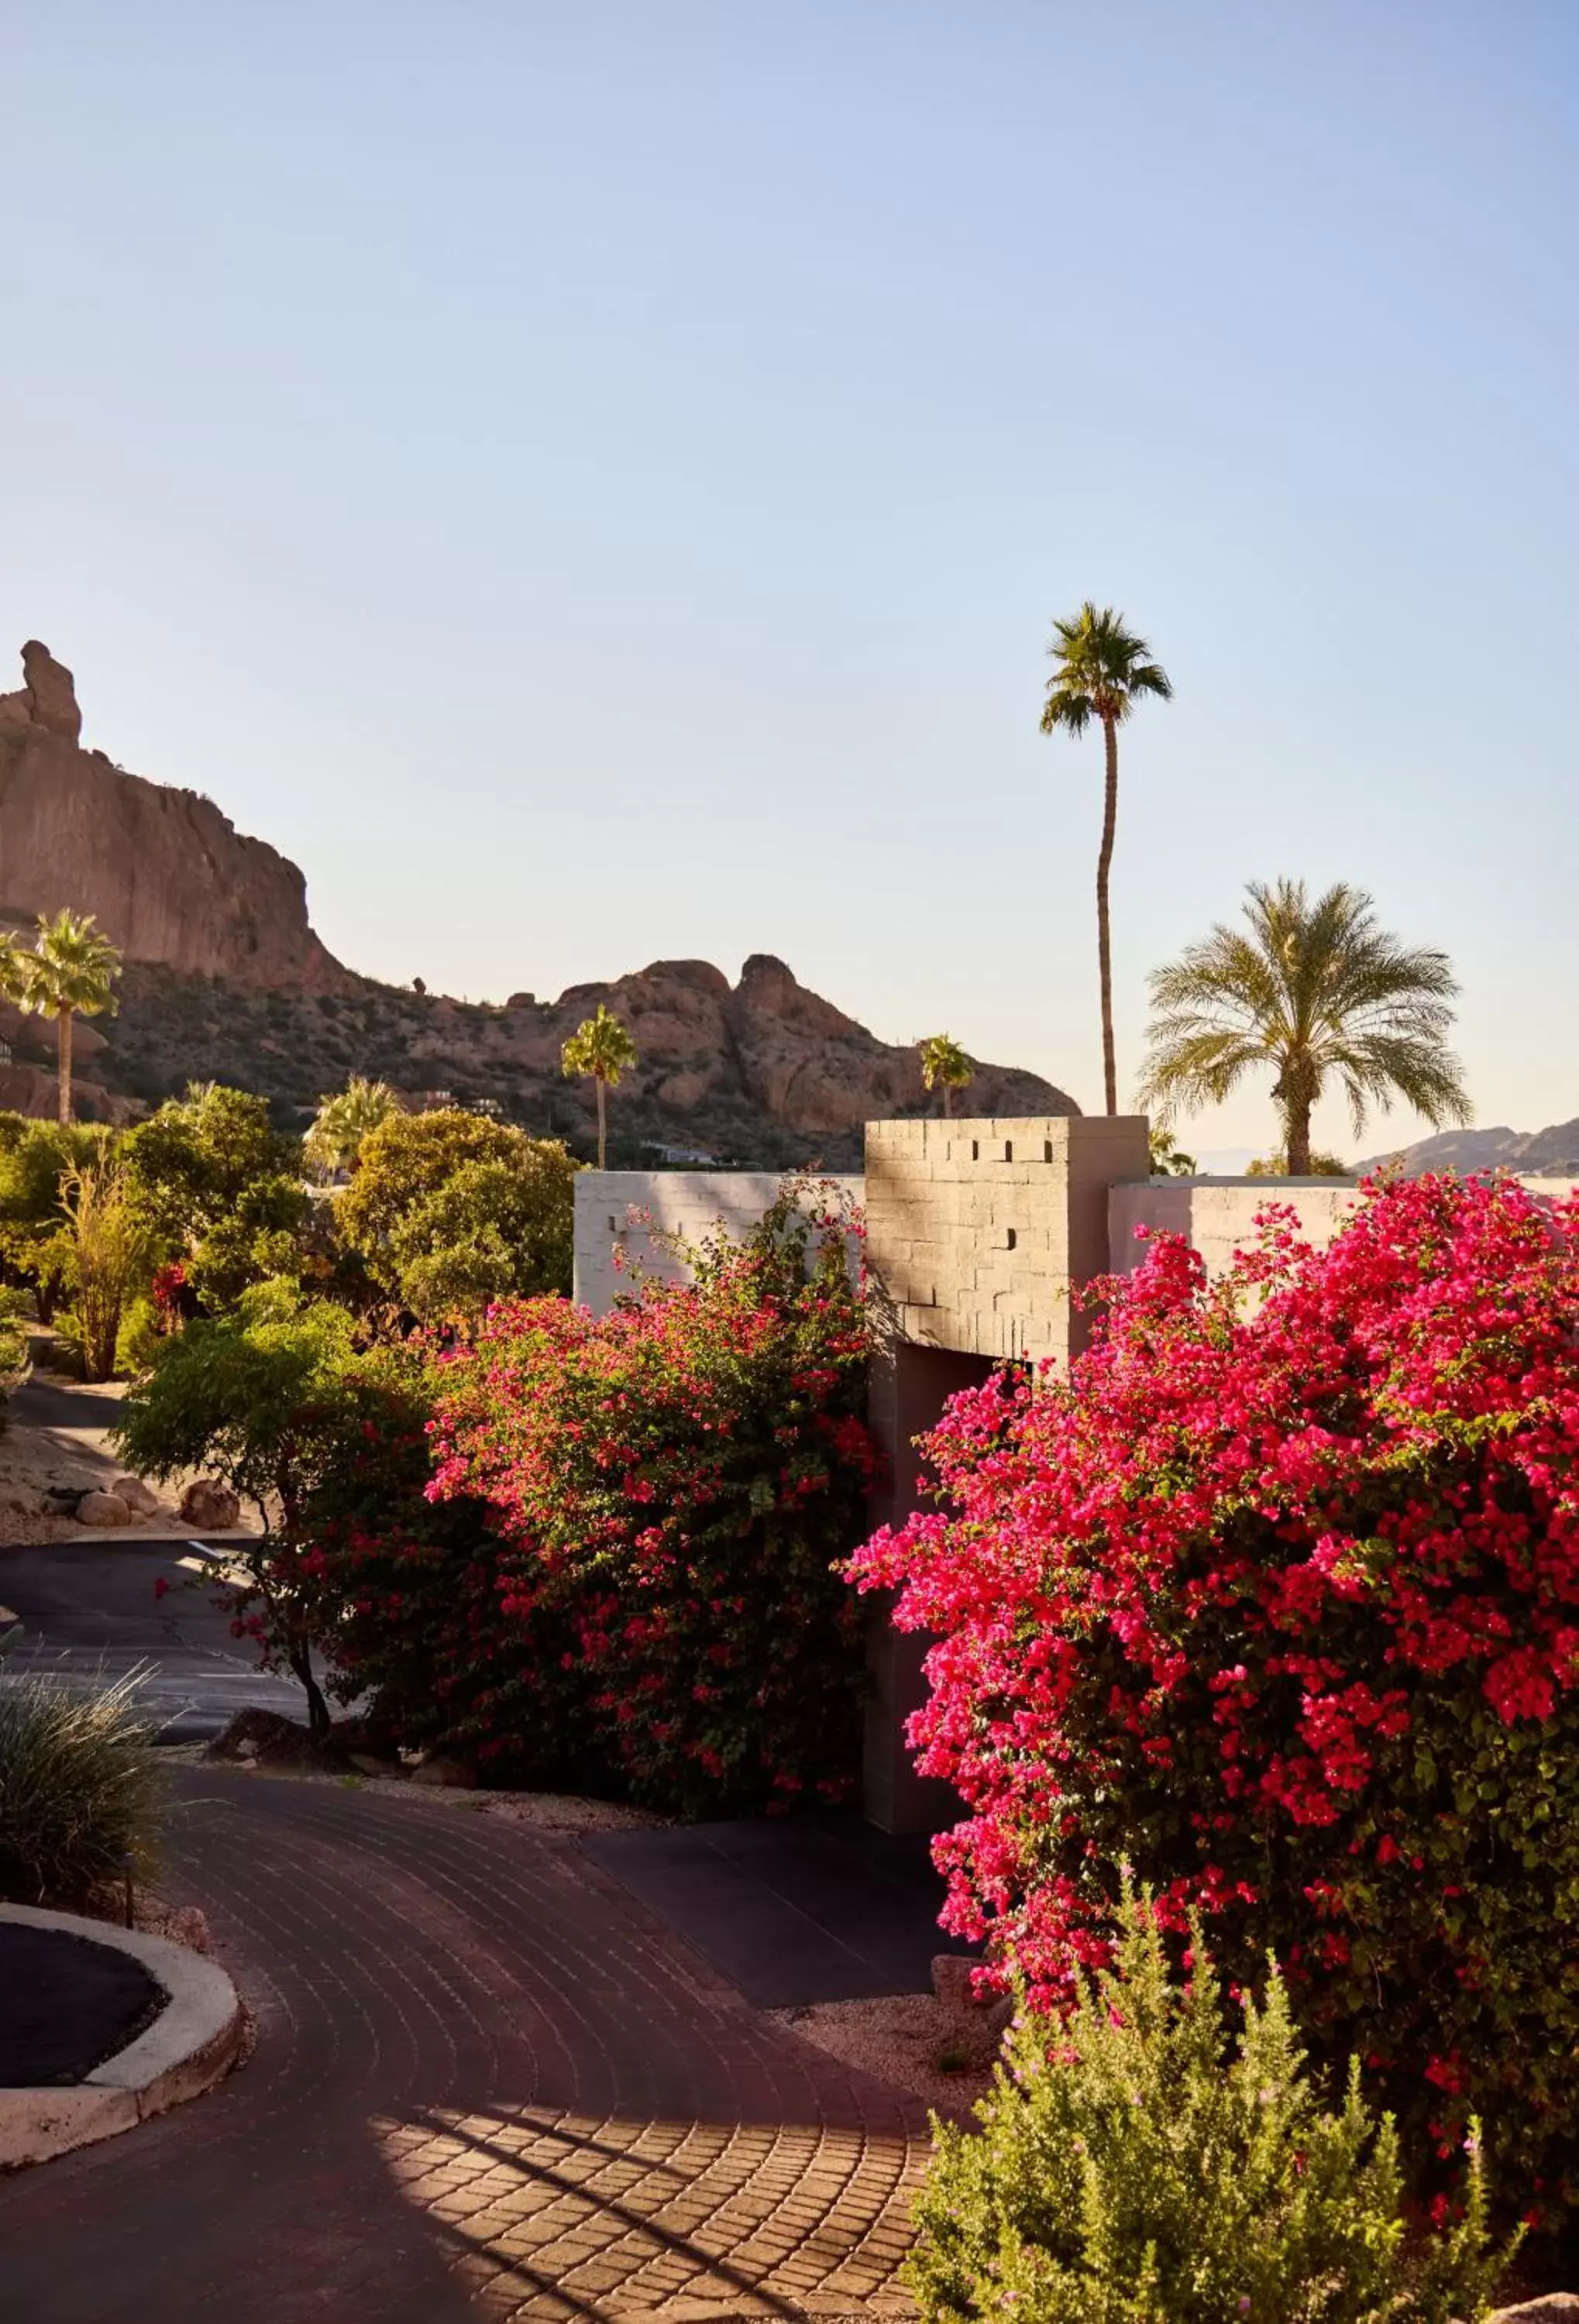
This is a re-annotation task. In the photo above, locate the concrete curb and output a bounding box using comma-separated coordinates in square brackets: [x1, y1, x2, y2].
[0, 1903, 243, 2168]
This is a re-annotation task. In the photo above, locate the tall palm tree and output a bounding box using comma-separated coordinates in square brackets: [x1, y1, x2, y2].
[19, 909, 122, 1126]
[1137, 879, 1471, 1175]
[919, 1033, 974, 1118]
[561, 1003, 637, 1171]
[305, 1076, 398, 1181]
[1041, 603, 1173, 1116]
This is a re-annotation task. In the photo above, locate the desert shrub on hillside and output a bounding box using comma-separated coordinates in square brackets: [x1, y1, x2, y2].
[853, 1172, 1579, 2217]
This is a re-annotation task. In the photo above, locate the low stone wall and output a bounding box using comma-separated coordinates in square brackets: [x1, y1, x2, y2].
[572, 1171, 862, 1317]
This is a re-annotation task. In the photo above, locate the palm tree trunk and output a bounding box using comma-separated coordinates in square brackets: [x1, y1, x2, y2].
[1286, 1105, 1313, 1176]
[596, 1077, 607, 1171]
[1096, 716, 1120, 1115]
[57, 1006, 73, 1127]
[943, 1083, 954, 1119]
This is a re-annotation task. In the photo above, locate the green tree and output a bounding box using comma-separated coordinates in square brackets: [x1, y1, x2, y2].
[1040, 604, 1173, 1116]
[1147, 1126, 1197, 1175]
[1247, 1149, 1349, 1177]
[111, 1288, 362, 1738]
[0, 933, 31, 1006]
[335, 1107, 577, 1318]
[560, 1003, 637, 1169]
[16, 909, 122, 1126]
[304, 1076, 398, 1182]
[0, 1116, 105, 1320]
[121, 1083, 308, 1309]
[919, 1033, 974, 1119]
[1138, 879, 1471, 1176]
[59, 1149, 151, 1382]
[390, 1150, 577, 1323]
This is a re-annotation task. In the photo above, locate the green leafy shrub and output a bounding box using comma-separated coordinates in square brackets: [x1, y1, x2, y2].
[910, 1889, 1507, 2324]
[0, 1667, 163, 1905]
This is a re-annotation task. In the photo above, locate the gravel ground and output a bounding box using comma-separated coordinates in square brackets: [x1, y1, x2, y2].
[771, 1989, 996, 2116]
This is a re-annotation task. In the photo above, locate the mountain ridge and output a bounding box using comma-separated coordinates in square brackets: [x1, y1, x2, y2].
[0, 641, 1078, 1164]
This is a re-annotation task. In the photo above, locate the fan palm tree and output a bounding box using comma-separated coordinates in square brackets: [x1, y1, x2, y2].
[305, 1076, 398, 1181]
[561, 1003, 637, 1170]
[919, 1033, 975, 1118]
[1137, 879, 1471, 1175]
[19, 909, 123, 1126]
[1041, 603, 1173, 1116]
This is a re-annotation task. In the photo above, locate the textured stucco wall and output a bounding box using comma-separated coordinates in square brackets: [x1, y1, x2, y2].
[1109, 1174, 1579, 1284]
[572, 1171, 862, 1315]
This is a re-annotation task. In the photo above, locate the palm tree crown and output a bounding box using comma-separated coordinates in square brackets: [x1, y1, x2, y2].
[1041, 602, 1171, 1117]
[561, 1003, 638, 1170]
[1137, 878, 1471, 1175]
[919, 1033, 974, 1118]
[306, 1077, 398, 1181]
[19, 909, 122, 1126]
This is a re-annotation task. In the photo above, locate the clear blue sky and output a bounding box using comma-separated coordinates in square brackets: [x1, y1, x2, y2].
[3, 2, 1574, 1157]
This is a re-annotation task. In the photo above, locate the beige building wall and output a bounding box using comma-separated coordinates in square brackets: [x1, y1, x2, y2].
[572, 1170, 862, 1316]
[1109, 1174, 1579, 1285]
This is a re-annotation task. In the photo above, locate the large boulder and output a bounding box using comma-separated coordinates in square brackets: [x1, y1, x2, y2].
[179, 1478, 242, 1530]
[112, 1475, 162, 1518]
[76, 1490, 131, 1527]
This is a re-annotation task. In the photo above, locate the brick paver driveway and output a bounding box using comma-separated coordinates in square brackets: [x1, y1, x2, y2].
[0, 1769, 929, 2324]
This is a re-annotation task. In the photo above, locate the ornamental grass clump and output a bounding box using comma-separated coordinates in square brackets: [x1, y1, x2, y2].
[852, 1172, 1579, 2218]
[909, 1889, 1506, 2324]
[0, 1666, 163, 1905]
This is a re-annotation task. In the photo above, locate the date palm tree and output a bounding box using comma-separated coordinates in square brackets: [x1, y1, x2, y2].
[1137, 879, 1471, 1174]
[919, 1033, 974, 1118]
[1041, 603, 1172, 1115]
[19, 909, 122, 1126]
[561, 1003, 637, 1170]
[305, 1076, 398, 1181]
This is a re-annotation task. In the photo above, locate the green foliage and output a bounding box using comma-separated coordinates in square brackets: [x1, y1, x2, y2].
[1147, 1126, 1197, 1175]
[1246, 1150, 1349, 1177]
[304, 1075, 397, 1181]
[1039, 603, 1173, 739]
[910, 1892, 1506, 2324]
[920, 1034, 974, 1116]
[59, 1150, 152, 1381]
[0, 1118, 104, 1320]
[1138, 880, 1470, 1174]
[122, 1082, 308, 1308]
[12, 908, 123, 1126]
[335, 1108, 577, 1318]
[390, 1150, 577, 1321]
[0, 1667, 163, 1906]
[110, 1287, 364, 1734]
[561, 1003, 637, 1168]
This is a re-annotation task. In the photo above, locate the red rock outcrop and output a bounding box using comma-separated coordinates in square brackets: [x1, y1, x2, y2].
[0, 643, 355, 994]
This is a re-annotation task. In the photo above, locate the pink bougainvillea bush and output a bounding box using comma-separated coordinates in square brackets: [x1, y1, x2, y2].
[851, 1172, 1579, 2214]
[403, 1187, 879, 1815]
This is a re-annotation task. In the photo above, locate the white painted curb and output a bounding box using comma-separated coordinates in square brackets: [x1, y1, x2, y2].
[0, 1903, 243, 2167]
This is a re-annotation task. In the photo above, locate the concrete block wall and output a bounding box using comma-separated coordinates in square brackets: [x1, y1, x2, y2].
[1109, 1174, 1579, 1285]
[573, 1170, 862, 1316]
[863, 1116, 1152, 1365]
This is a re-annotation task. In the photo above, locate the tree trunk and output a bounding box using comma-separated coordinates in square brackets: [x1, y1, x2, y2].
[57, 1006, 73, 1127]
[287, 1640, 332, 1741]
[596, 1077, 607, 1171]
[943, 1082, 954, 1119]
[1096, 717, 1120, 1116]
[1285, 1104, 1313, 1176]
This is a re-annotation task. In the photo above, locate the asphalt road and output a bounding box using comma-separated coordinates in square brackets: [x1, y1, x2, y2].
[0, 1537, 312, 1740]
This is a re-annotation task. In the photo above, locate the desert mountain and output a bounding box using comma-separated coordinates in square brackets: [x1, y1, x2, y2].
[1354, 1122, 1579, 1177]
[0, 643, 1077, 1164]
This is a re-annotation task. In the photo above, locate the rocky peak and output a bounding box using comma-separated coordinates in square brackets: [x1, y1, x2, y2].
[0, 641, 82, 744]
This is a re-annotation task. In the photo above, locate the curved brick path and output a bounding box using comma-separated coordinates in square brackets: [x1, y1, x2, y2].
[0, 1769, 929, 2324]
